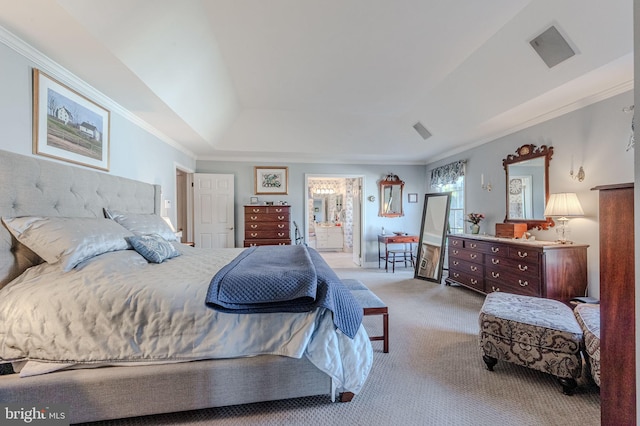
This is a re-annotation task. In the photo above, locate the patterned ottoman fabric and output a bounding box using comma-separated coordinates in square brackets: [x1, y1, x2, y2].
[574, 303, 601, 386]
[479, 292, 583, 383]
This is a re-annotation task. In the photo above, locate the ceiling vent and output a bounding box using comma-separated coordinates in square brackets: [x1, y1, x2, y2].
[413, 122, 432, 140]
[529, 26, 575, 68]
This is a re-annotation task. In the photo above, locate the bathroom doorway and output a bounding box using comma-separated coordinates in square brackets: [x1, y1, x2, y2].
[305, 174, 364, 268]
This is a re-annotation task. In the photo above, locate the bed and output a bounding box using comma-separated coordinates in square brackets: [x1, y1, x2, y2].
[0, 149, 372, 424]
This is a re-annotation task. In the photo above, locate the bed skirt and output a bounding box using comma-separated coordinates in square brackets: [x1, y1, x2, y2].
[0, 355, 331, 424]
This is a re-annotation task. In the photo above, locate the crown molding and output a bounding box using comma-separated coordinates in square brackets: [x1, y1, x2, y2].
[0, 24, 196, 160]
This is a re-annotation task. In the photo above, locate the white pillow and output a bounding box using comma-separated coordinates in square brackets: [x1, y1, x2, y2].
[2, 216, 133, 272]
[104, 209, 177, 242]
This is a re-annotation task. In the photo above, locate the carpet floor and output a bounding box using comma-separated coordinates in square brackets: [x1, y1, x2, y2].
[81, 266, 600, 426]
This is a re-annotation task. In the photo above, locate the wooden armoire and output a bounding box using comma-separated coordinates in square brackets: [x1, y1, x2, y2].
[593, 183, 635, 425]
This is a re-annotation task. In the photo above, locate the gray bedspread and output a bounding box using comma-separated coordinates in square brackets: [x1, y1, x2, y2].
[205, 245, 362, 338]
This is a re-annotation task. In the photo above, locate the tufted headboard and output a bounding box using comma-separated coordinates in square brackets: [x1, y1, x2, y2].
[0, 149, 161, 288]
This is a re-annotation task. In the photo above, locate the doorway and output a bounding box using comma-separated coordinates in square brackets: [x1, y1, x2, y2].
[305, 174, 364, 268]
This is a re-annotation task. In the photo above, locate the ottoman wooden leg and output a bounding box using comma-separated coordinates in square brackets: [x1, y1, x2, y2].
[482, 354, 498, 371]
[558, 377, 577, 395]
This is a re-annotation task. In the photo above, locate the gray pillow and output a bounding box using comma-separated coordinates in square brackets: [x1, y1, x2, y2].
[104, 209, 177, 242]
[1, 216, 133, 272]
[128, 234, 180, 263]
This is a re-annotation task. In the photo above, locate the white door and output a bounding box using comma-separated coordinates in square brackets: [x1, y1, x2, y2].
[193, 173, 235, 248]
[352, 178, 362, 266]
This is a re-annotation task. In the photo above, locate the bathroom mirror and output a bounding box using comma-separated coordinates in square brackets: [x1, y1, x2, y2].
[503, 144, 554, 230]
[415, 192, 451, 283]
[379, 174, 404, 217]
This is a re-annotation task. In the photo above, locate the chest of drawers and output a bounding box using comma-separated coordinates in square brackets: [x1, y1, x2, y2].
[243, 205, 291, 247]
[446, 235, 588, 304]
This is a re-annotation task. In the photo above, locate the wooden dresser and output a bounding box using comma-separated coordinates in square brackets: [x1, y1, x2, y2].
[446, 235, 588, 304]
[593, 183, 635, 425]
[243, 205, 291, 247]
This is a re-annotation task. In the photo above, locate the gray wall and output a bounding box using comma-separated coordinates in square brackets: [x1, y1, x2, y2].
[427, 90, 635, 299]
[0, 39, 196, 221]
[196, 160, 427, 265]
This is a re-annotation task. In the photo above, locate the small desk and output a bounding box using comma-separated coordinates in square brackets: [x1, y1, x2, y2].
[378, 234, 419, 272]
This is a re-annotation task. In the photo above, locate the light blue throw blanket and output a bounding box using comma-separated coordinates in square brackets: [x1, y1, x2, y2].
[205, 245, 363, 338]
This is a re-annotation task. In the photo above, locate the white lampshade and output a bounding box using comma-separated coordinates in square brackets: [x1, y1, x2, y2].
[543, 193, 584, 218]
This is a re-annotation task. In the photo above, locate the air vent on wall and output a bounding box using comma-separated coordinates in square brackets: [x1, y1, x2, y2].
[413, 122, 432, 140]
[530, 25, 575, 68]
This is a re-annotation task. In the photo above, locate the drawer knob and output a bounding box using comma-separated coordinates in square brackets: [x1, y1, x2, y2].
[278, 216, 285, 220]
[491, 272, 500, 278]
[250, 233, 258, 237]
[278, 224, 285, 229]
[469, 254, 477, 259]
[492, 286, 500, 292]
[251, 224, 258, 229]
[491, 258, 500, 265]
[453, 261, 459, 266]
[252, 208, 260, 213]
[518, 264, 528, 271]
[453, 272, 460, 278]
[491, 247, 500, 253]
[278, 233, 285, 237]
[470, 279, 478, 285]
[452, 249, 459, 255]
[251, 216, 258, 220]
[452, 240, 459, 246]
[470, 243, 477, 248]
[518, 280, 529, 287]
[275, 208, 283, 212]
[470, 266, 478, 272]
[517, 251, 528, 258]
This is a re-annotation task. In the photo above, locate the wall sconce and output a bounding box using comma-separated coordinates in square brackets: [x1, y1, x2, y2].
[543, 192, 584, 244]
[569, 165, 585, 182]
[481, 174, 492, 192]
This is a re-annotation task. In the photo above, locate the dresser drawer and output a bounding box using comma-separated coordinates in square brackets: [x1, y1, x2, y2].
[449, 247, 483, 264]
[245, 213, 290, 222]
[508, 247, 541, 263]
[450, 258, 483, 278]
[244, 206, 290, 214]
[448, 270, 483, 292]
[244, 239, 291, 247]
[486, 276, 541, 297]
[245, 222, 289, 231]
[245, 230, 290, 240]
[484, 255, 539, 277]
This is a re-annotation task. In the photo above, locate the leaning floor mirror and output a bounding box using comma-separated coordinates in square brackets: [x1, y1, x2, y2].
[415, 192, 451, 283]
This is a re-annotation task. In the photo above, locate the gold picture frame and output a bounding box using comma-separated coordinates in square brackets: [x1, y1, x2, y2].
[32, 68, 110, 171]
[254, 166, 288, 195]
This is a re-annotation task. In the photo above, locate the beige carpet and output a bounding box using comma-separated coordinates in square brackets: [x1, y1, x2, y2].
[81, 266, 600, 426]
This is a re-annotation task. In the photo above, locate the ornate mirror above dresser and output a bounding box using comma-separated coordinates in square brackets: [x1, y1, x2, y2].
[379, 173, 404, 217]
[503, 144, 553, 230]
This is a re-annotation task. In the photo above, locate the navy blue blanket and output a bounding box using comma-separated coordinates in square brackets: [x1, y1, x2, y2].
[205, 245, 362, 338]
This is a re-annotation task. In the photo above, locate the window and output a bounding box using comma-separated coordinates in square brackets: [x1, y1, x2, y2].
[438, 177, 465, 234]
[430, 161, 465, 234]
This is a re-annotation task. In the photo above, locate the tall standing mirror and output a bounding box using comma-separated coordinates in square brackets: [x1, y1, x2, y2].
[415, 192, 451, 283]
[379, 173, 404, 217]
[503, 144, 553, 230]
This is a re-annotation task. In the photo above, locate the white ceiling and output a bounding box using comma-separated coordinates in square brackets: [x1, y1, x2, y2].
[0, 0, 633, 164]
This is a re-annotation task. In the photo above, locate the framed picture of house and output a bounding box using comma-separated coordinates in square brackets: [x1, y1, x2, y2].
[32, 68, 110, 171]
[254, 166, 288, 195]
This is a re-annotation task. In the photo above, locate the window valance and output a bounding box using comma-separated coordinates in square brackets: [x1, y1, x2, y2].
[430, 160, 466, 187]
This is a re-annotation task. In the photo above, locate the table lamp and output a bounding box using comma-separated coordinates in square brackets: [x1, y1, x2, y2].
[543, 193, 584, 243]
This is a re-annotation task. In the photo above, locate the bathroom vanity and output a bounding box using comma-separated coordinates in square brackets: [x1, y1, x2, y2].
[315, 225, 344, 251]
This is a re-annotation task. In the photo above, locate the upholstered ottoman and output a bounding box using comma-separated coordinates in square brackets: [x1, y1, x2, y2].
[574, 303, 600, 386]
[478, 292, 583, 395]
